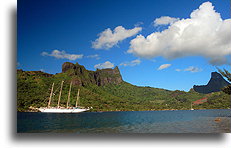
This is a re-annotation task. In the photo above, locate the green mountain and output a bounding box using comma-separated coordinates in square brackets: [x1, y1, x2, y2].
[17, 62, 230, 112]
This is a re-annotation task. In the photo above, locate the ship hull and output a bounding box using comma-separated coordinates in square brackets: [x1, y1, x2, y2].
[38, 108, 89, 113]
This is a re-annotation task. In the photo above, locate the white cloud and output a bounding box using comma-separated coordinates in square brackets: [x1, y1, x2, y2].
[175, 69, 181, 72]
[128, 2, 231, 65]
[86, 54, 100, 60]
[94, 61, 114, 69]
[157, 64, 171, 70]
[176, 66, 202, 72]
[184, 66, 202, 72]
[120, 59, 141, 67]
[92, 26, 142, 49]
[135, 22, 144, 27]
[41, 50, 83, 61]
[154, 16, 179, 26]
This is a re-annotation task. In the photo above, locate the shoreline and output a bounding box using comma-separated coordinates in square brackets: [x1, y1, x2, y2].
[18, 108, 231, 113]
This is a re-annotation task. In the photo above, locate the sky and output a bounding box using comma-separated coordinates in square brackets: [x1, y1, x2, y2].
[17, 0, 231, 91]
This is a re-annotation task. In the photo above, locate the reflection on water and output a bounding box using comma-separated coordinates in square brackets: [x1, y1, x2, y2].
[17, 109, 231, 133]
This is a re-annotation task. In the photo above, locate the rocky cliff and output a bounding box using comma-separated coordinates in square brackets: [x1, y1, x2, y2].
[61, 62, 123, 86]
[193, 72, 230, 94]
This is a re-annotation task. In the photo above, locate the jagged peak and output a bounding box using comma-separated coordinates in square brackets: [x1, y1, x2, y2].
[62, 62, 75, 73]
[63, 62, 121, 73]
[211, 72, 223, 79]
[114, 66, 119, 71]
[193, 71, 230, 94]
[61, 62, 123, 86]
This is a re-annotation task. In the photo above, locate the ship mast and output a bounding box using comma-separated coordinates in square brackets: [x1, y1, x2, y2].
[66, 81, 72, 108]
[57, 81, 64, 108]
[76, 89, 80, 107]
[191, 102, 194, 110]
[48, 83, 54, 108]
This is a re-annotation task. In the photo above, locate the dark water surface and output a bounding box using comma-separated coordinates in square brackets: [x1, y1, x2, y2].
[17, 109, 231, 133]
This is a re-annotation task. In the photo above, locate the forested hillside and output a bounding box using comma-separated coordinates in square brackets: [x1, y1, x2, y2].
[17, 62, 230, 112]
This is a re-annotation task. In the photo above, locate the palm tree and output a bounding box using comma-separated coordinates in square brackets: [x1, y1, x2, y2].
[217, 68, 231, 95]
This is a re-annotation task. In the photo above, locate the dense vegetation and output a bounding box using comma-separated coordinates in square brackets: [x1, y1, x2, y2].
[17, 63, 230, 112]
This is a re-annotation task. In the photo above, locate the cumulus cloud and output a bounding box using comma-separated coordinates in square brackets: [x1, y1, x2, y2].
[41, 50, 83, 61]
[120, 59, 141, 67]
[92, 26, 142, 49]
[157, 64, 171, 70]
[175, 66, 202, 72]
[94, 61, 114, 69]
[86, 54, 100, 60]
[154, 16, 179, 26]
[128, 2, 231, 65]
[209, 57, 228, 65]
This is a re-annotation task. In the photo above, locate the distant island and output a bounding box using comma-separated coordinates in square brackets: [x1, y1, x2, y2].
[17, 62, 230, 112]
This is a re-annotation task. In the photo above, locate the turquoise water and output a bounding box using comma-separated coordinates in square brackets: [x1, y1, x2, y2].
[17, 109, 231, 133]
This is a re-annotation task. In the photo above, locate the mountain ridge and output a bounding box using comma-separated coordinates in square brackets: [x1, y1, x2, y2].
[193, 72, 230, 94]
[61, 62, 123, 86]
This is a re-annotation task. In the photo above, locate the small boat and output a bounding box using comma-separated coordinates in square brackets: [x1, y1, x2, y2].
[39, 81, 90, 113]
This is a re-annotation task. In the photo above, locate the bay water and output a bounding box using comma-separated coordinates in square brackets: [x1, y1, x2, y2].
[17, 109, 231, 133]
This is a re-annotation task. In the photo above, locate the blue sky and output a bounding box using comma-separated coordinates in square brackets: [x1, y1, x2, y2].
[17, 0, 231, 91]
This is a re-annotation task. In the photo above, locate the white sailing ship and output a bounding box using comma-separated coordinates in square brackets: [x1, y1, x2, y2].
[39, 81, 90, 113]
[38, 107, 89, 113]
